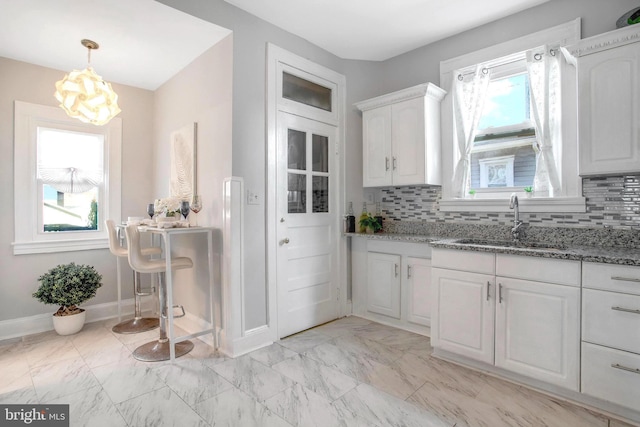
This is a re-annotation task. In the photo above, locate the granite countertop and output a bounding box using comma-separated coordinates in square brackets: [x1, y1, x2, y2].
[346, 232, 640, 266]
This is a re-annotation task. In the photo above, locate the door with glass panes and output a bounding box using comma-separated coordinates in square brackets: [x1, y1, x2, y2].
[277, 112, 338, 338]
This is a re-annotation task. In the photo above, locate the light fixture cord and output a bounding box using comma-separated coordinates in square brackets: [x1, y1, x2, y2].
[87, 47, 92, 66]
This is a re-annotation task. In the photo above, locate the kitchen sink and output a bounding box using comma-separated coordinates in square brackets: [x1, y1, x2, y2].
[452, 238, 567, 252]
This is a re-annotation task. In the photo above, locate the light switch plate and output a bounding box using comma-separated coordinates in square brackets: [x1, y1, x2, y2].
[247, 190, 260, 205]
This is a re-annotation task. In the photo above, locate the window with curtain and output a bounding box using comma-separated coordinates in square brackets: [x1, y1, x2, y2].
[452, 47, 562, 199]
[438, 19, 583, 213]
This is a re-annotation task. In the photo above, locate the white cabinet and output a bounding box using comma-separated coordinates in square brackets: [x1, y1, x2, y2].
[431, 267, 495, 364]
[494, 277, 580, 389]
[351, 239, 432, 334]
[431, 248, 581, 390]
[366, 252, 401, 319]
[406, 256, 432, 326]
[581, 262, 640, 411]
[564, 25, 640, 175]
[355, 83, 446, 187]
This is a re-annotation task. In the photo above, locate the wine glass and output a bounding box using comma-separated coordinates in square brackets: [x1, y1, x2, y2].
[190, 195, 202, 225]
[146, 203, 155, 219]
[180, 200, 190, 221]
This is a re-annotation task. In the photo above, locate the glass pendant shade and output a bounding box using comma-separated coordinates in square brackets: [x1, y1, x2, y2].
[54, 66, 121, 126]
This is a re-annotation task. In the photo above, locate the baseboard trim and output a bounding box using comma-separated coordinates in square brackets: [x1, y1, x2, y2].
[0, 298, 153, 341]
[218, 325, 273, 358]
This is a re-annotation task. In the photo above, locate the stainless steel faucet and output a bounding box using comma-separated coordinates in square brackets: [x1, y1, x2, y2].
[509, 193, 523, 241]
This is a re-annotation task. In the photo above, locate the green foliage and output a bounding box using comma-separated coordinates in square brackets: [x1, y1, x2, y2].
[523, 186, 533, 193]
[87, 199, 98, 229]
[358, 213, 382, 232]
[468, 189, 476, 195]
[33, 263, 103, 312]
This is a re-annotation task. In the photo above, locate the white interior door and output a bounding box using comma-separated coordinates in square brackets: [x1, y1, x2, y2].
[277, 112, 339, 338]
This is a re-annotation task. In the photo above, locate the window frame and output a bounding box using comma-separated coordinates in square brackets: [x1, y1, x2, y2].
[13, 101, 122, 255]
[439, 19, 585, 213]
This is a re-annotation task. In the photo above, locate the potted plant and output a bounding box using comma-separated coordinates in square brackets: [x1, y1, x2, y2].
[359, 213, 382, 234]
[468, 189, 476, 199]
[33, 262, 103, 335]
[523, 186, 533, 198]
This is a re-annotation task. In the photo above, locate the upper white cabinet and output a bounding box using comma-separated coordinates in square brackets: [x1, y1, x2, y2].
[355, 83, 446, 187]
[564, 25, 640, 176]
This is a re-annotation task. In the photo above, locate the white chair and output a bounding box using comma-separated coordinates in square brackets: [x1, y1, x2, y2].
[124, 224, 194, 361]
[106, 219, 161, 334]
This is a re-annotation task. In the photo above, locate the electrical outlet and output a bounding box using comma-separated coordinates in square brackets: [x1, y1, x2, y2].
[247, 190, 260, 205]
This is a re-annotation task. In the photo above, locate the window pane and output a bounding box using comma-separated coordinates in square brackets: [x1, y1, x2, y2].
[288, 173, 306, 213]
[312, 134, 329, 172]
[477, 73, 530, 132]
[43, 185, 98, 232]
[283, 72, 332, 112]
[312, 176, 329, 213]
[470, 146, 535, 189]
[288, 129, 306, 170]
[37, 128, 103, 232]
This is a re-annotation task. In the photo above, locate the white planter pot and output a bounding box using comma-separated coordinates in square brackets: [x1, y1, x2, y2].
[52, 309, 86, 335]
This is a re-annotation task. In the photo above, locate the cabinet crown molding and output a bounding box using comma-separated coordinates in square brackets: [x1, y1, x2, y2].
[355, 82, 446, 112]
[563, 24, 640, 61]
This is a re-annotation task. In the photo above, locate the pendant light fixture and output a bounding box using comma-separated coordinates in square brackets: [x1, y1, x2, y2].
[54, 39, 121, 126]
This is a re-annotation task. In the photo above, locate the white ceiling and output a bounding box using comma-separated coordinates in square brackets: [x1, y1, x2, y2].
[0, 0, 231, 90]
[224, 0, 551, 61]
[0, 0, 551, 91]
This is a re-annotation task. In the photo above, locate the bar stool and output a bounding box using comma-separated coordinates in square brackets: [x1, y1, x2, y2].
[106, 220, 161, 334]
[124, 224, 194, 361]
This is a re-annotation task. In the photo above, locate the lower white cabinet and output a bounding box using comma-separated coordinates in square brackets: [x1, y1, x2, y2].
[406, 256, 432, 326]
[431, 248, 580, 391]
[581, 262, 640, 411]
[494, 277, 580, 389]
[351, 239, 431, 334]
[367, 252, 401, 319]
[431, 268, 495, 364]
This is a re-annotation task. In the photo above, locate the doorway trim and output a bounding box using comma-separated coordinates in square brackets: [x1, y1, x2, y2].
[266, 43, 347, 341]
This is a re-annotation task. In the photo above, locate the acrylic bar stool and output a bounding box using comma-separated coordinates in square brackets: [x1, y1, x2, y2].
[124, 224, 194, 361]
[106, 220, 161, 334]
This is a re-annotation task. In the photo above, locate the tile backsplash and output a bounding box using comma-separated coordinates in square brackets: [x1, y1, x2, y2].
[377, 175, 640, 229]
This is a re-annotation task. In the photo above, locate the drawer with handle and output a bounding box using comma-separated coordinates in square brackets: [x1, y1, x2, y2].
[583, 262, 640, 295]
[583, 288, 640, 354]
[582, 342, 640, 411]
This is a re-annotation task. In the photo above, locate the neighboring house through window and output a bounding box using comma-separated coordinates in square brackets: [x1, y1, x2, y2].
[13, 101, 122, 254]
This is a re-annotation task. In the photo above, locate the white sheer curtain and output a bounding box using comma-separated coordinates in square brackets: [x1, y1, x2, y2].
[526, 45, 562, 197]
[451, 65, 491, 198]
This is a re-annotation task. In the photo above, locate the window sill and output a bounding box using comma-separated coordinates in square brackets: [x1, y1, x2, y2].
[12, 238, 108, 255]
[439, 196, 586, 213]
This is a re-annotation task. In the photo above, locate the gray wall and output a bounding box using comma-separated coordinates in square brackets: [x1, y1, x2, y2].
[0, 57, 155, 322]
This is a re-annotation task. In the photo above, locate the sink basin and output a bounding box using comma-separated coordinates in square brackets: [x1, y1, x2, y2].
[452, 239, 567, 252]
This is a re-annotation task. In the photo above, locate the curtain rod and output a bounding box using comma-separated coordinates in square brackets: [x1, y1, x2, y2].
[457, 48, 557, 81]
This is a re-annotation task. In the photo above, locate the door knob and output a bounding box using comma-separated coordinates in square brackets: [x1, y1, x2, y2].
[281, 237, 290, 245]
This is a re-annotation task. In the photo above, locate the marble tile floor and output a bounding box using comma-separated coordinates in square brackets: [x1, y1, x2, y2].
[0, 316, 636, 427]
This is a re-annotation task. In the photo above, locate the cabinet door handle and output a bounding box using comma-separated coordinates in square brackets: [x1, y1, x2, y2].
[407, 265, 412, 279]
[611, 276, 640, 283]
[611, 306, 640, 315]
[392, 157, 397, 170]
[486, 282, 491, 301]
[385, 157, 390, 171]
[498, 283, 503, 303]
[611, 363, 640, 375]
[394, 264, 399, 277]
